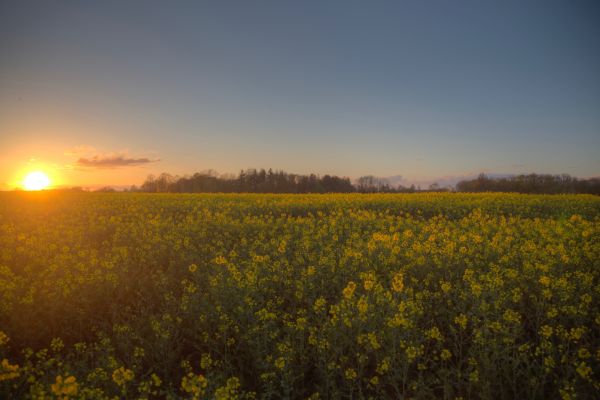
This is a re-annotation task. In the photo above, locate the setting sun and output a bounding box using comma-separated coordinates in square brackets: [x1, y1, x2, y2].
[22, 171, 51, 191]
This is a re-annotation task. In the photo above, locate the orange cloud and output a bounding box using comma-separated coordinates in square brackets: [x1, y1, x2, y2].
[76, 155, 159, 169]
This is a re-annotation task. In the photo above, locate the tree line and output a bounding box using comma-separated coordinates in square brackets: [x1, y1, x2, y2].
[456, 173, 600, 195]
[135, 169, 426, 194]
[123, 170, 599, 194]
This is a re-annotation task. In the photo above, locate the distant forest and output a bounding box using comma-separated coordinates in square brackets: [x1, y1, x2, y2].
[118, 169, 600, 195]
[135, 169, 413, 193]
[456, 173, 600, 195]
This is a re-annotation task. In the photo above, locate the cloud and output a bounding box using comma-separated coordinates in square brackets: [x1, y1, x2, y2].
[76, 154, 159, 169]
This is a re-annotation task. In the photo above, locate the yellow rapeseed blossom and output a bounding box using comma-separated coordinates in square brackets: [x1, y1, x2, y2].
[440, 281, 451, 294]
[454, 314, 468, 330]
[427, 327, 443, 341]
[576, 362, 592, 379]
[441, 349, 452, 360]
[0, 331, 9, 346]
[344, 368, 357, 380]
[201, 353, 213, 369]
[406, 346, 420, 362]
[357, 296, 369, 315]
[469, 370, 479, 383]
[577, 348, 590, 359]
[362, 273, 376, 291]
[376, 358, 390, 375]
[112, 367, 134, 386]
[539, 276, 551, 286]
[151, 373, 162, 387]
[275, 357, 286, 370]
[0, 358, 19, 381]
[215, 255, 227, 265]
[540, 325, 553, 338]
[503, 309, 521, 324]
[181, 373, 208, 398]
[313, 297, 327, 313]
[214, 377, 241, 400]
[343, 281, 357, 299]
[50, 375, 78, 398]
[569, 327, 586, 341]
[391, 272, 404, 292]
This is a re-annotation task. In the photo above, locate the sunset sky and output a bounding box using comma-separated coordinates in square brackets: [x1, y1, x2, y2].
[1, 0, 599, 190]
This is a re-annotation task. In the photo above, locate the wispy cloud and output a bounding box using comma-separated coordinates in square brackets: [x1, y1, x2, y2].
[65, 145, 160, 169]
[76, 154, 159, 169]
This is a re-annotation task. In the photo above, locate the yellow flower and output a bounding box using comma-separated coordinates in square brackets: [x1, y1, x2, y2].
[427, 326, 443, 341]
[151, 373, 162, 387]
[440, 281, 451, 293]
[560, 386, 575, 400]
[313, 297, 327, 313]
[344, 368, 357, 380]
[576, 362, 592, 379]
[454, 314, 468, 330]
[391, 272, 404, 292]
[112, 366, 134, 386]
[50, 337, 64, 353]
[577, 348, 590, 359]
[469, 370, 479, 383]
[214, 377, 240, 400]
[181, 373, 208, 397]
[201, 353, 213, 369]
[134, 346, 145, 358]
[376, 358, 390, 375]
[0, 331, 9, 346]
[543, 356, 555, 371]
[51, 375, 78, 398]
[361, 272, 376, 291]
[569, 327, 586, 341]
[0, 358, 20, 381]
[440, 349, 452, 360]
[357, 296, 368, 315]
[215, 255, 227, 265]
[188, 263, 198, 273]
[406, 346, 419, 361]
[540, 325, 553, 338]
[275, 357, 286, 370]
[343, 281, 356, 299]
[470, 283, 482, 297]
[503, 309, 521, 324]
[358, 332, 381, 350]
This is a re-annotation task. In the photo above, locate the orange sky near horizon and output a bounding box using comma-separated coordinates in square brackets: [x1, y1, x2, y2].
[0, 113, 160, 190]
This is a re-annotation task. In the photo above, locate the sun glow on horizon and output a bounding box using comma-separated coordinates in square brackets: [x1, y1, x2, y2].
[22, 171, 51, 191]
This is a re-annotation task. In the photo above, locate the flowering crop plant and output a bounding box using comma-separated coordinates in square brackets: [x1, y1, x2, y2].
[0, 192, 598, 399]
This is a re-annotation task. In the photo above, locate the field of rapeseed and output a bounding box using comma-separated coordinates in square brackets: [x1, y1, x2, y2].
[0, 192, 598, 399]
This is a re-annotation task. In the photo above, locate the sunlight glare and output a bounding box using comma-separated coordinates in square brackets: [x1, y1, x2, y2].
[23, 171, 51, 191]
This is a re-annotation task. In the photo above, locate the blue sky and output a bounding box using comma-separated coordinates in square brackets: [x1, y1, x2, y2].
[1, 0, 598, 188]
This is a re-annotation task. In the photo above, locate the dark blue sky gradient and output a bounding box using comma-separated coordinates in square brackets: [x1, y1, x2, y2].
[1, 0, 598, 184]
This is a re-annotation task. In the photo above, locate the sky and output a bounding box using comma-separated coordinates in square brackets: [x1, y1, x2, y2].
[1, 0, 599, 189]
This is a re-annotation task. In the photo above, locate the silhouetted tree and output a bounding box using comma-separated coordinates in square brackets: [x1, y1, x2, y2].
[456, 173, 600, 194]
